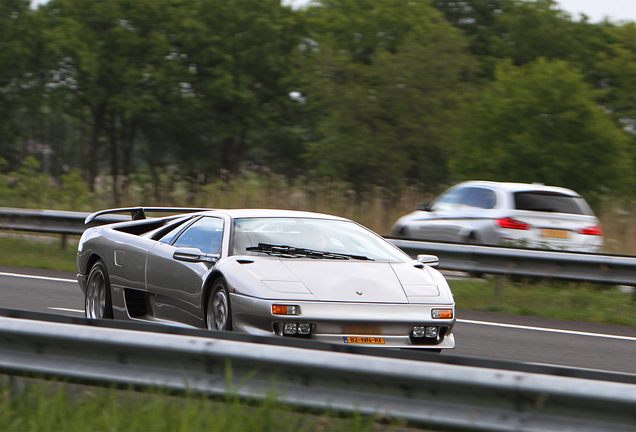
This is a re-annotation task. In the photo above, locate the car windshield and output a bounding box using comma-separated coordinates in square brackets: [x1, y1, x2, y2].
[514, 192, 593, 215]
[232, 217, 408, 261]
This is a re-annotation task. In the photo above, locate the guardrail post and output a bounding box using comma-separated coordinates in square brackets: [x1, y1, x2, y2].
[61, 233, 67, 250]
[495, 276, 505, 299]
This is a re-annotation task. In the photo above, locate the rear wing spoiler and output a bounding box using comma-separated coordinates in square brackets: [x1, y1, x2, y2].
[85, 207, 211, 224]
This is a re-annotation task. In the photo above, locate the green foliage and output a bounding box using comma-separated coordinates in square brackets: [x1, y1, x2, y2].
[487, 0, 590, 65]
[0, 378, 382, 431]
[0, 235, 77, 271]
[0, 0, 34, 162]
[55, 170, 91, 210]
[2, 0, 636, 207]
[42, 0, 188, 201]
[451, 58, 632, 194]
[2, 156, 53, 208]
[0, 156, 91, 210]
[593, 23, 636, 166]
[298, 0, 475, 195]
[450, 278, 636, 326]
[164, 0, 304, 176]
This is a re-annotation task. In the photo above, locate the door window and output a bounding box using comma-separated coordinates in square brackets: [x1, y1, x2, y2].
[459, 187, 497, 209]
[155, 217, 195, 243]
[431, 187, 465, 212]
[172, 217, 224, 254]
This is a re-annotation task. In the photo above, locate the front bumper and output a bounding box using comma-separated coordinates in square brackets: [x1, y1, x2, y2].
[230, 293, 456, 349]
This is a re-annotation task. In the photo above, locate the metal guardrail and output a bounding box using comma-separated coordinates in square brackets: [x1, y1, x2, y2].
[388, 238, 636, 290]
[0, 310, 634, 432]
[0, 207, 127, 248]
[1, 207, 636, 298]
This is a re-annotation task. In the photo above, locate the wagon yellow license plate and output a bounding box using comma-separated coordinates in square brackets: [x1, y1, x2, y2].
[542, 228, 569, 239]
[343, 336, 385, 344]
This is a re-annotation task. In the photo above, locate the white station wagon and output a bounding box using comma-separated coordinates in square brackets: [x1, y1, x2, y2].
[391, 181, 604, 252]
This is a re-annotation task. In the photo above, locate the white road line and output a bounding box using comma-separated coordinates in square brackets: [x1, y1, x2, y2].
[457, 319, 636, 342]
[47, 307, 84, 313]
[0, 272, 77, 284]
[2, 271, 635, 342]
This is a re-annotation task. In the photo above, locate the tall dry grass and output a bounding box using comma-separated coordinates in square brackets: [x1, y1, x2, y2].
[596, 199, 636, 255]
[6, 167, 634, 254]
[104, 171, 436, 236]
[117, 172, 636, 253]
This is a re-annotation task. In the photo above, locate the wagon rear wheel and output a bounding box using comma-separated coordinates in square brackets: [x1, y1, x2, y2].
[85, 260, 113, 319]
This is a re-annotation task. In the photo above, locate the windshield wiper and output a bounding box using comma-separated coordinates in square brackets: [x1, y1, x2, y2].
[246, 243, 373, 261]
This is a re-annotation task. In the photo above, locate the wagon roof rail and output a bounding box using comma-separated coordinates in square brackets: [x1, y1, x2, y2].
[85, 207, 212, 224]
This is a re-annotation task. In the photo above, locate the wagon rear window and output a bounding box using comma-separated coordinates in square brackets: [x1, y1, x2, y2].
[514, 192, 592, 215]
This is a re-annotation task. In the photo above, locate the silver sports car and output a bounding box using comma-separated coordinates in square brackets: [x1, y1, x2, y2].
[77, 208, 456, 350]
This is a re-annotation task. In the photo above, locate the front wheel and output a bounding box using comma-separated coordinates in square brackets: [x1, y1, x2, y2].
[206, 277, 232, 331]
[85, 260, 113, 319]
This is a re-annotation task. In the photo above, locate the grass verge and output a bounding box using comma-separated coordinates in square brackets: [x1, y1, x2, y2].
[0, 234, 78, 272]
[0, 376, 389, 432]
[450, 278, 636, 327]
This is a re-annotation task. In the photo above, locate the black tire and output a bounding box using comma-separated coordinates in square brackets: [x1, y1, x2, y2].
[206, 277, 232, 331]
[466, 232, 480, 245]
[85, 260, 113, 319]
[398, 226, 410, 238]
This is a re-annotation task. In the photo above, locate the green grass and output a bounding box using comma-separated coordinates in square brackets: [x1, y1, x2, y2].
[450, 278, 636, 326]
[0, 235, 78, 272]
[0, 377, 386, 432]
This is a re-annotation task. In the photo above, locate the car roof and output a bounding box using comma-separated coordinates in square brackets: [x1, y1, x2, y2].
[456, 181, 581, 197]
[193, 208, 351, 221]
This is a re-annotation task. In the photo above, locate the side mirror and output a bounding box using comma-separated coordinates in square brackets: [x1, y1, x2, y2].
[415, 202, 431, 211]
[173, 247, 220, 264]
[416, 254, 439, 268]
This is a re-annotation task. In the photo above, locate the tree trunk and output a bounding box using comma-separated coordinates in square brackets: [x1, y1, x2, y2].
[121, 118, 137, 199]
[107, 113, 120, 206]
[220, 129, 248, 174]
[88, 108, 104, 192]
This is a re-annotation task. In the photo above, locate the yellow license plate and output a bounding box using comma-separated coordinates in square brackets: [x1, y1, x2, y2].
[343, 337, 385, 344]
[542, 228, 569, 239]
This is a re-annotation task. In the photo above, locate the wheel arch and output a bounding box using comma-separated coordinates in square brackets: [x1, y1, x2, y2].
[84, 253, 103, 276]
[201, 270, 226, 318]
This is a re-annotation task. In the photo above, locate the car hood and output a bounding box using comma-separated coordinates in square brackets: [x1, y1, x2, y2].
[235, 257, 445, 303]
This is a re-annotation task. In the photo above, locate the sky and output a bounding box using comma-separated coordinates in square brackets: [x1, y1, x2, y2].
[283, 0, 636, 23]
[555, 0, 636, 23]
[30, 0, 636, 24]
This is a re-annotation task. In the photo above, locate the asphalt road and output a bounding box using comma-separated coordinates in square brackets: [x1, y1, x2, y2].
[1, 264, 634, 375]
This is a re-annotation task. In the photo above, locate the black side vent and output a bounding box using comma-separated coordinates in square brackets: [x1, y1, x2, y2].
[124, 289, 149, 318]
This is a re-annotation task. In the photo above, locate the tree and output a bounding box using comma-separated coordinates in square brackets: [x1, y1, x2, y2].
[296, 0, 475, 195]
[0, 0, 34, 167]
[432, 0, 503, 59]
[434, 0, 613, 78]
[594, 23, 636, 161]
[451, 58, 632, 194]
[157, 0, 303, 180]
[43, 0, 183, 203]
